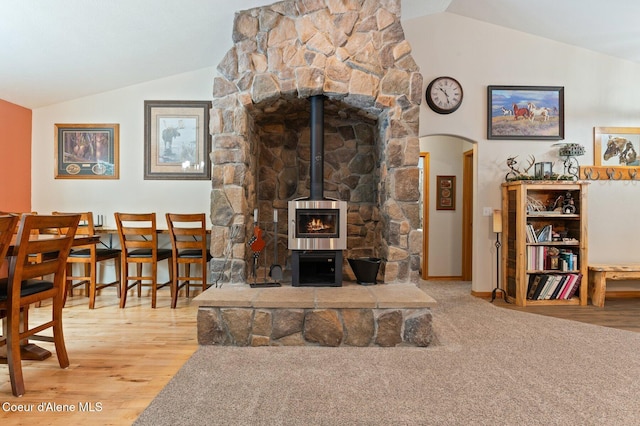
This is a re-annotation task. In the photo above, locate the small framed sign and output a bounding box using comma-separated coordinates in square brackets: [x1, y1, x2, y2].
[436, 175, 456, 211]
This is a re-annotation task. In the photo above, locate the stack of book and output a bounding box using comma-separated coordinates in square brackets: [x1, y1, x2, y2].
[526, 273, 582, 300]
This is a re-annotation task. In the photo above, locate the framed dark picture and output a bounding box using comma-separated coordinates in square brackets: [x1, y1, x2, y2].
[436, 175, 456, 211]
[54, 123, 119, 179]
[144, 100, 212, 180]
[487, 86, 564, 140]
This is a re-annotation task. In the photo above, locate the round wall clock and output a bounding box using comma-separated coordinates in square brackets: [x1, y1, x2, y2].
[425, 76, 463, 114]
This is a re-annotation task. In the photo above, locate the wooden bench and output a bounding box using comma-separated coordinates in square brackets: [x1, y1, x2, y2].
[588, 264, 640, 307]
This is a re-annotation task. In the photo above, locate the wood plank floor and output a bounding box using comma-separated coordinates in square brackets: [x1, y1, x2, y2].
[491, 294, 640, 332]
[0, 288, 199, 425]
[1, 287, 638, 425]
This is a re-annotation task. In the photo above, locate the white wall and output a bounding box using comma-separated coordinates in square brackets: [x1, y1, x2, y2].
[32, 67, 216, 229]
[404, 12, 640, 292]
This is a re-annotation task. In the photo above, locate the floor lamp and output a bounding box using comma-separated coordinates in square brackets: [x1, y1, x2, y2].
[491, 209, 509, 303]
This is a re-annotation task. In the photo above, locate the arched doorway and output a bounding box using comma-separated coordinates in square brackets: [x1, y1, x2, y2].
[420, 135, 476, 280]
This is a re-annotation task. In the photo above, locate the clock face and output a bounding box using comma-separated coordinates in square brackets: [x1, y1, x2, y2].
[426, 77, 463, 114]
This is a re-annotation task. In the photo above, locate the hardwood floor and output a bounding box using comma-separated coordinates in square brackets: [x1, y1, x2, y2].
[2, 287, 638, 425]
[491, 294, 640, 332]
[0, 288, 198, 425]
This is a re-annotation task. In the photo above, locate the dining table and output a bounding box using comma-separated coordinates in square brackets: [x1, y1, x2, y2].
[1, 233, 101, 361]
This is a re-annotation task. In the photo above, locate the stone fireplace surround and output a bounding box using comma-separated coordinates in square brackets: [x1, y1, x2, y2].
[199, 0, 432, 347]
[209, 0, 423, 286]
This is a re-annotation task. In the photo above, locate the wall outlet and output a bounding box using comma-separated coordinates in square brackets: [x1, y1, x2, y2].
[482, 207, 493, 217]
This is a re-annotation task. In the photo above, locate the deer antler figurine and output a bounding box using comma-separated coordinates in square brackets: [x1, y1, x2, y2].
[522, 155, 536, 175]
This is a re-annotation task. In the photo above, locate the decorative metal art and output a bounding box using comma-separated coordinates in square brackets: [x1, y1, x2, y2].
[554, 143, 584, 179]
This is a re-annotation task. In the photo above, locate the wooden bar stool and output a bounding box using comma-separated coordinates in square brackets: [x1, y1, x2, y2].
[114, 213, 173, 308]
[166, 213, 212, 309]
[53, 212, 121, 309]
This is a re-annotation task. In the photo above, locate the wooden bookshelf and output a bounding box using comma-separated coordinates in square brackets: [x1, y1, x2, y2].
[501, 181, 589, 306]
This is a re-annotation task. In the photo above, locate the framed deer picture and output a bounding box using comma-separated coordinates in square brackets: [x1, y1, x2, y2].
[144, 100, 212, 180]
[487, 86, 564, 140]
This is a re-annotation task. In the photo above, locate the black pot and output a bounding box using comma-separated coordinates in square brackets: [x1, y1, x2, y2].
[347, 257, 381, 285]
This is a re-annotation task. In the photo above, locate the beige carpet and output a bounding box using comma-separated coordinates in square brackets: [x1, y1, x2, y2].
[135, 281, 640, 425]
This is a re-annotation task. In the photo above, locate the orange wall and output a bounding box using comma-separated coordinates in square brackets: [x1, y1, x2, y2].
[0, 99, 31, 212]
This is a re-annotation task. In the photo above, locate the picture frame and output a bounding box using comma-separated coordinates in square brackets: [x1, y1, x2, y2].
[144, 100, 212, 180]
[487, 85, 564, 140]
[580, 127, 640, 181]
[534, 162, 553, 179]
[54, 123, 119, 179]
[436, 175, 456, 211]
[593, 127, 640, 167]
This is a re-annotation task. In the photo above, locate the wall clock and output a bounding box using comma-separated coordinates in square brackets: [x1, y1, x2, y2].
[425, 76, 463, 114]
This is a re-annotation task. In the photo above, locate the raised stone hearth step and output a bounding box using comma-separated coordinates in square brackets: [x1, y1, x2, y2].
[194, 283, 436, 348]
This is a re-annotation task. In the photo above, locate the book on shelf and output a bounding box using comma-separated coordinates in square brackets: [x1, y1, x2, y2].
[536, 224, 553, 242]
[544, 275, 562, 300]
[526, 224, 538, 243]
[559, 250, 578, 271]
[527, 274, 542, 299]
[565, 273, 582, 299]
[540, 275, 560, 300]
[550, 275, 568, 300]
[530, 274, 550, 300]
[558, 274, 577, 300]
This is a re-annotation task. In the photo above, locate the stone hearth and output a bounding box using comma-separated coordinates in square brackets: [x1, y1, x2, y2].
[209, 0, 423, 286]
[194, 282, 436, 347]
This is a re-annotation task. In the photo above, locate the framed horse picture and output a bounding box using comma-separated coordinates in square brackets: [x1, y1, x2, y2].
[144, 100, 212, 180]
[487, 86, 564, 140]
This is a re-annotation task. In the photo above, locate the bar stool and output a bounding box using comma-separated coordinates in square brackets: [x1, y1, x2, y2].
[114, 212, 172, 308]
[53, 212, 121, 309]
[166, 213, 212, 308]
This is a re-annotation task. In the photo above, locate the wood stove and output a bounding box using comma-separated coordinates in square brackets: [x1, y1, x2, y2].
[288, 199, 347, 251]
[289, 95, 346, 287]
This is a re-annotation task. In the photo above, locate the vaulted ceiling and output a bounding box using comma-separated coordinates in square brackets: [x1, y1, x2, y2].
[1, 0, 636, 109]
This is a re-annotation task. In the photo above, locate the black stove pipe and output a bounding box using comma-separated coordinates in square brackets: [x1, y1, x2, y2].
[309, 95, 325, 200]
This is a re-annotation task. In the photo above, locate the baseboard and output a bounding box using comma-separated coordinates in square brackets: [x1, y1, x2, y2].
[426, 275, 464, 281]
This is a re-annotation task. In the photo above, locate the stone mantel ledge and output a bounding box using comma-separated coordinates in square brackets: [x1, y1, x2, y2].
[192, 282, 436, 310]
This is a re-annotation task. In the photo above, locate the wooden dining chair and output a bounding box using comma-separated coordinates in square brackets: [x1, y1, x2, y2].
[166, 213, 212, 309]
[53, 212, 121, 309]
[0, 212, 56, 310]
[0, 215, 19, 318]
[114, 213, 173, 308]
[0, 215, 19, 276]
[0, 214, 80, 397]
